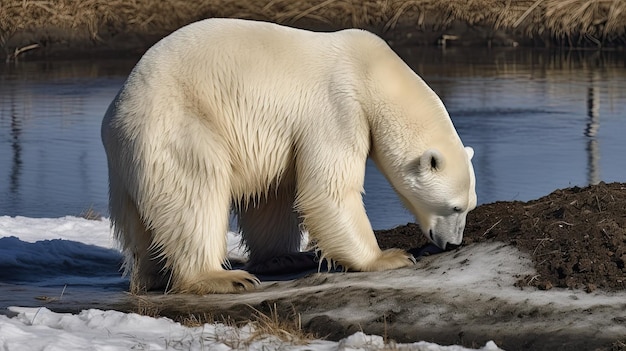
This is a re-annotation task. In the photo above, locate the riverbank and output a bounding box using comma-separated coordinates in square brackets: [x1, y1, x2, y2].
[2, 0, 626, 61]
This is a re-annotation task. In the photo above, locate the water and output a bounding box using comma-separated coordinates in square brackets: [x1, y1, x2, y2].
[1, 49, 625, 229]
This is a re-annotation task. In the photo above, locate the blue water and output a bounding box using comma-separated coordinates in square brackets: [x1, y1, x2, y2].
[1, 49, 625, 229]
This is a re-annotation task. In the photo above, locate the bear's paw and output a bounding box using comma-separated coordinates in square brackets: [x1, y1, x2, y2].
[360, 249, 416, 272]
[175, 270, 261, 294]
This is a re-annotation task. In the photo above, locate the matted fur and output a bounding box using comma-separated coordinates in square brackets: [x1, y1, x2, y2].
[101, 18, 476, 294]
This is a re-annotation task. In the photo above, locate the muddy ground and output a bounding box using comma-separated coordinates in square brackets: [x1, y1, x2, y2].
[377, 181, 626, 293]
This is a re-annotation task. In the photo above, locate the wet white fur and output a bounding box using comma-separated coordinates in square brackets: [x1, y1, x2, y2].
[101, 18, 476, 294]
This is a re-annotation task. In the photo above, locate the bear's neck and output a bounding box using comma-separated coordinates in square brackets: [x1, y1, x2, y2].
[363, 53, 462, 176]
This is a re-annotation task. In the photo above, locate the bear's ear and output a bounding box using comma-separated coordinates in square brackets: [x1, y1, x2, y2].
[465, 146, 475, 160]
[417, 149, 445, 174]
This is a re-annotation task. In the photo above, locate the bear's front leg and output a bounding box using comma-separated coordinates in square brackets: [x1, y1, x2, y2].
[295, 163, 415, 272]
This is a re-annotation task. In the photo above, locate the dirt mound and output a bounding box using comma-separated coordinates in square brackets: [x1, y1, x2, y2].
[376, 182, 626, 292]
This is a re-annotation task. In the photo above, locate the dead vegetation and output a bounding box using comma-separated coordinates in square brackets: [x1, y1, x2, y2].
[1, 0, 626, 59]
[126, 295, 315, 347]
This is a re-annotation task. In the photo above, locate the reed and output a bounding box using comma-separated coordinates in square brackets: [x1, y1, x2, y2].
[542, 0, 626, 45]
[1, 0, 625, 55]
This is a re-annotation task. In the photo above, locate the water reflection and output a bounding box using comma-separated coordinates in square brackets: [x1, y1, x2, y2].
[0, 60, 134, 218]
[585, 69, 600, 185]
[9, 90, 22, 199]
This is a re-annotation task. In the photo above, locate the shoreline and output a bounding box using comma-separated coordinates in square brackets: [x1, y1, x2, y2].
[3, 0, 626, 61]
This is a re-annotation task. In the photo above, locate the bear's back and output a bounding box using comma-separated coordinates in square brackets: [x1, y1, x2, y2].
[133, 19, 388, 84]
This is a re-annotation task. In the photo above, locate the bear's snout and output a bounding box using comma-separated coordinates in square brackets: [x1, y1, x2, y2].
[429, 227, 463, 251]
[428, 229, 447, 250]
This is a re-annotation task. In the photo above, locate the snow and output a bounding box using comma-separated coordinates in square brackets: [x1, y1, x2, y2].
[0, 215, 501, 351]
[1, 307, 502, 351]
[0, 306, 505, 351]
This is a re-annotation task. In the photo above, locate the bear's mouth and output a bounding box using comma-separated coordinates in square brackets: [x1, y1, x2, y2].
[409, 232, 462, 260]
[428, 229, 462, 252]
[428, 229, 447, 250]
[408, 242, 462, 259]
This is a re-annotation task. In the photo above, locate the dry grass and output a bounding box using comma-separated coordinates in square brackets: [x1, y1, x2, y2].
[126, 296, 315, 346]
[1, 0, 625, 55]
[246, 304, 314, 344]
[80, 206, 103, 220]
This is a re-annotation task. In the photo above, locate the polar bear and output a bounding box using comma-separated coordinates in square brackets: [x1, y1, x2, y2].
[101, 18, 477, 294]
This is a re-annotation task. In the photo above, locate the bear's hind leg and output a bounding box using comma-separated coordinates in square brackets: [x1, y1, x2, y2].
[139, 155, 260, 294]
[150, 194, 260, 294]
[237, 184, 303, 272]
[108, 171, 168, 293]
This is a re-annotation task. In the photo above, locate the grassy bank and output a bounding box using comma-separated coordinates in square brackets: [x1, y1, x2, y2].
[2, 0, 626, 60]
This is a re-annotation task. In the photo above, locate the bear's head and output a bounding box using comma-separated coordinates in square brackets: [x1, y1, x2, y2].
[356, 37, 477, 249]
[400, 146, 477, 250]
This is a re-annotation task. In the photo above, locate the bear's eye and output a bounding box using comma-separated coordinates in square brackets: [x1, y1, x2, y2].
[453, 206, 463, 213]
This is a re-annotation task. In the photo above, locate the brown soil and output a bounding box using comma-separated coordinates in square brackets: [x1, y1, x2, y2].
[375, 181, 626, 293]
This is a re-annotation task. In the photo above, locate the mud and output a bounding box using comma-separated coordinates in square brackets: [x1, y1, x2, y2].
[377, 181, 626, 293]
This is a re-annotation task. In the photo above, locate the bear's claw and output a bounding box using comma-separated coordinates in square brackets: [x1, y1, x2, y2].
[235, 276, 262, 290]
[404, 254, 417, 266]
